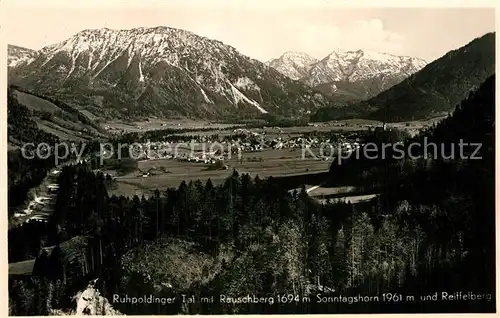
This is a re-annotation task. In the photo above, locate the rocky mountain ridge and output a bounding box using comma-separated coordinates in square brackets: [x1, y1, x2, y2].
[9, 27, 332, 120]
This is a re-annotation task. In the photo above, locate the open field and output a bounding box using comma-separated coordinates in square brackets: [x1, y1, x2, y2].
[103, 116, 443, 138]
[154, 121, 375, 139]
[110, 148, 331, 197]
[37, 121, 88, 142]
[10, 88, 106, 142]
[102, 119, 245, 133]
[105, 119, 377, 136]
[9, 259, 36, 276]
[102, 118, 380, 137]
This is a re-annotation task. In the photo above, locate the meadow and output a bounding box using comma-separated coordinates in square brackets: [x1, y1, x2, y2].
[109, 148, 331, 197]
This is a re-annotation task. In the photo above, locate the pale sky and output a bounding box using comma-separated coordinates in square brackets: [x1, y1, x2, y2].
[4, 2, 497, 63]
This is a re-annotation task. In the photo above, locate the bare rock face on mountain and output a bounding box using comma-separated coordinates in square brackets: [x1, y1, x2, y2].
[9, 27, 333, 120]
[268, 49, 426, 102]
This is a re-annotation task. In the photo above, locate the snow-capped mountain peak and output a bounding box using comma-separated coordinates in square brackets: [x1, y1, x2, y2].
[309, 48, 427, 85]
[267, 51, 318, 80]
[9, 27, 331, 119]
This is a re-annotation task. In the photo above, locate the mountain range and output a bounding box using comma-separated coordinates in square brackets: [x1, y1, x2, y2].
[311, 32, 495, 122]
[8, 27, 495, 122]
[267, 49, 426, 102]
[8, 27, 332, 120]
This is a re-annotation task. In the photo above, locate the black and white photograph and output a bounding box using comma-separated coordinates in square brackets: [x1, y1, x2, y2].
[5, 1, 497, 315]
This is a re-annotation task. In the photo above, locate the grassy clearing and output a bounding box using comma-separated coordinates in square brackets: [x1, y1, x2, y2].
[36, 121, 88, 142]
[14, 90, 64, 114]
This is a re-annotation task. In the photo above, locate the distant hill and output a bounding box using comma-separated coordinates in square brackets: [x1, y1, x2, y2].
[311, 32, 495, 122]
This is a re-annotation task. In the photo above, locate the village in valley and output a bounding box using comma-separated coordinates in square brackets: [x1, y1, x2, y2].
[9, 117, 433, 232]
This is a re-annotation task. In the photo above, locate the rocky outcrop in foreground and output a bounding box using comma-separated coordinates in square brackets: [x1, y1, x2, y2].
[50, 280, 123, 316]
